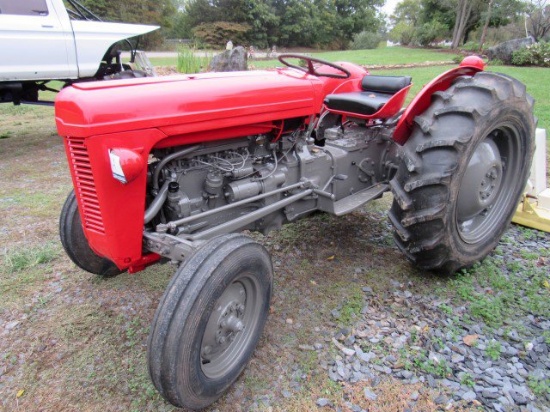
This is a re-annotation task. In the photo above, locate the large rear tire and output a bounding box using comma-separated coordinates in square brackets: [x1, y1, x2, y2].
[389, 72, 535, 273]
[147, 234, 272, 410]
[59, 190, 122, 277]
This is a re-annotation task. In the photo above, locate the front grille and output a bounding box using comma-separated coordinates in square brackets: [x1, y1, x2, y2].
[66, 137, 105, 234]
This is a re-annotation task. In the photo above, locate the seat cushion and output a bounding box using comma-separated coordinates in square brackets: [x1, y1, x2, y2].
[361, 75, 412, 94]
[324, 91, 393, 115]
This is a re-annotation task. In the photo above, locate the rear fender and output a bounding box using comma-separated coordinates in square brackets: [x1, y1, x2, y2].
[392, 56, 485, 145]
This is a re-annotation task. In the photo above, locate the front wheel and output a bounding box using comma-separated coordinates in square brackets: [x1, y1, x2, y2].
[59, 190, 122, 277]
[389, 72, 535, 273]
[147, 234, 272, 410]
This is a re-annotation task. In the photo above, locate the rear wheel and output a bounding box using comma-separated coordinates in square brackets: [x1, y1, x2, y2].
[147, 234, 272, 410]
[59, 190, 122, 277]
[389, 72, 535, 273]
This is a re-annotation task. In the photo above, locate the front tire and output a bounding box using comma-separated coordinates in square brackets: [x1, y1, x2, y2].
[389, 72, 535, 273]
[147, 234, 272, 410]
[59, 190, 122, 277]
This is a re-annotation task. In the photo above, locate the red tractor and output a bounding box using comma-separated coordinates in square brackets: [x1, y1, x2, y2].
[55, 55, 535, 410]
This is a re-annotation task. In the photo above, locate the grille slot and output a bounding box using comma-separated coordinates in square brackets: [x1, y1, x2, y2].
[67, 137, 105, 234]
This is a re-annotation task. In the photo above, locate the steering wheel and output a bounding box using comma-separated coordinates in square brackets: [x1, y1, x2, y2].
[278, 54, 351, 79]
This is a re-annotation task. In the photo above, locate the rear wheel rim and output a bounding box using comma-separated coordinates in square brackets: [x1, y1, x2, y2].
[456, 125, 522, 244]
[200, 272, 262, 379]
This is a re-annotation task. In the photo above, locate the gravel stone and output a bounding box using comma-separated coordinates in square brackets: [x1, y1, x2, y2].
[5, 321, 20, 331]
[510, 390, 528, 405]
[319, 225, 549, 412]
[316, 398, 330, 407]
[433, 395, 447, 405]
[363, 388, 377, 401]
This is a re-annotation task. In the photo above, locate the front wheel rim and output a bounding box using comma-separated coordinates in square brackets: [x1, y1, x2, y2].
[200, 273, 263, 379]
[456, 125, 522, 244]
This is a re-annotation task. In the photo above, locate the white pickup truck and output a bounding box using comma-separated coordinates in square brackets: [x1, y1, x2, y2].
[0, 0, 159, 104]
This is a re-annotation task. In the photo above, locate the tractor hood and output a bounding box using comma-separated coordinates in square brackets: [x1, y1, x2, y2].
[55, 69, 325, 140]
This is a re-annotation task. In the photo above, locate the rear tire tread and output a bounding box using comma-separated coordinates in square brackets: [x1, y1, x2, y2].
[390, 72, 535, 273]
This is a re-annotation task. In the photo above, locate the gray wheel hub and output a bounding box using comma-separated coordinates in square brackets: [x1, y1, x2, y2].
[202, 283, 246, 362]
[457, 138, 503, 222]
[200, 274, 262, 379]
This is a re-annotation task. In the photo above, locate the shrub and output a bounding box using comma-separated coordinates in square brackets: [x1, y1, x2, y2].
[511, 42, 550, 67]
[192, 21, 250, 48]
[487, 58, 504, 66]
[414, 21, 448, 47]
[351, 31, 382, 50]
[452, 54, 463, 64]
[461, 41, 480, 52]
[389, 21, 415, 46]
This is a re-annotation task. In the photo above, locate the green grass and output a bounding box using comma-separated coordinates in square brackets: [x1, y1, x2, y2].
[337, 286, 364, 324]
[528, 377, 550, 398]
[150, 46, 453, 69]
[442, 255, 550, 329]
[413, 353, 452, 378]
[249, 46, 453, 69]
[148, 57, 178, 67]
[485, 340, 502, 361]
[1, 243, 59, 274]
[301, 47, 452, 66]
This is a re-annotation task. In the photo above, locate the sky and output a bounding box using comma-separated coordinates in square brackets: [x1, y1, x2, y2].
[381, 0, 400, 16]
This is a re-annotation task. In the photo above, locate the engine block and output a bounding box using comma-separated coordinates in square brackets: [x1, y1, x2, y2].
[146, 124, 399, 252]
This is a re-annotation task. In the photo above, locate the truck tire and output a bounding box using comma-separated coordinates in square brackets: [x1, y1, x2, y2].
[389, 72, 535, 273]
[59, 190, 122, 277]
[147, 234, 272, 410]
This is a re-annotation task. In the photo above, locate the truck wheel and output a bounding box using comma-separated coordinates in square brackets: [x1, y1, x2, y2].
[389, 72, 535, 273]
[147, 234, 272, 410]
[59, 190, 122, 277]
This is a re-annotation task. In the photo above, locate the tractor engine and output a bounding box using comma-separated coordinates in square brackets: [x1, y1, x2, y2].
[147, 122, 399, 239]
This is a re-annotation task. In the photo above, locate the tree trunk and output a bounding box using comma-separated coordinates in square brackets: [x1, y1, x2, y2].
[451, 0, 471, 49]
[479, 0, 493, 50]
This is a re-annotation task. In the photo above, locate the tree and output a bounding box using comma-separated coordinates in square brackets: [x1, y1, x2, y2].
[331, 0, 384, 49]
[389, 0, 453, 46]
[449, 0, 526, 48]
[479, 0, 526, 48]
[451, 0, 475, 48]
[479, 0, 494, 47]
[75, 0, 176, 48]
[390, 0, 423, 26]
[525, 0, 550, 41]
[179, 0, 385, 49]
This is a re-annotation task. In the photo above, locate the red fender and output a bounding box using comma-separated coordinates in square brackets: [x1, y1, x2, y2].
[392, 56, 485, 145]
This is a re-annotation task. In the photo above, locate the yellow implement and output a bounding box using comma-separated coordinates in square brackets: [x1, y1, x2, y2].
[513, 192, 550, 233]
[513, 129, 550, 233]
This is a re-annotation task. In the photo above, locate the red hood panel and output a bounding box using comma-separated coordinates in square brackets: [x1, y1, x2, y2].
[55, 70, 323, 137]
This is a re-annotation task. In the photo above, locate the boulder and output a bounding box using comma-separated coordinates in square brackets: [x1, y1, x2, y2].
[208, 46, 247, 72]
[487, 37, 534, 64]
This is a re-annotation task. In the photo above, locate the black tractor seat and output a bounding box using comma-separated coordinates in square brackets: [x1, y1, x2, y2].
[324, 75, 412, 118]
